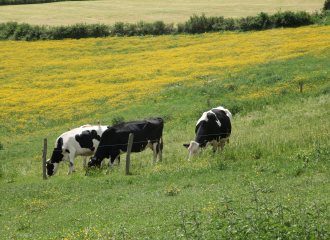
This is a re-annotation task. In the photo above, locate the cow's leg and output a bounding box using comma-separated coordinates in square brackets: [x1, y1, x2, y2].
[152, 142, 158, 165]
[115, 155, 121, 170]
[212, 144, 217, 154]
[82, 156, 87, 167]
[218, 140, 225, 153]
[113, 156, 120, 170]
[105, 154, 120, 174]
[105, 159, 111, 174]
[105, 157, 119, 174]
[67, 149, 76, 174]
[101, 159, 105, 167]
[158, 137, 163, 162]
[197, 148, 202, 158]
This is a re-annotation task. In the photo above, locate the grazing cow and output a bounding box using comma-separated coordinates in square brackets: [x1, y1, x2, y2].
[46, 121, 108, 176]
[88, 117, 163, 174]
[183, 106, 232, 160]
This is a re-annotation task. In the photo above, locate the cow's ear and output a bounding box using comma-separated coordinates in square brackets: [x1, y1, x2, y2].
[183, 144, 190, 148]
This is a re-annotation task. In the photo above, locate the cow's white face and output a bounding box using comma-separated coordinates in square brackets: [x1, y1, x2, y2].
[185, 141, 202, 160]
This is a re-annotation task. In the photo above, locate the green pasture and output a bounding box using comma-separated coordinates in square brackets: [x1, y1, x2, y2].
[1, 44, 330, 238]
[0, 0, 325, 26]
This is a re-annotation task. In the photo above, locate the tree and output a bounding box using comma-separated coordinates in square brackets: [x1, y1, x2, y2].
[323, 0, 330, 11]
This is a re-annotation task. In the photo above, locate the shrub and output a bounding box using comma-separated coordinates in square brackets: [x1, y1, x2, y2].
[186, 13, 213, 34]
[272, 10, 312, 27]
[0, 21, 18, 40]
[294, 11, 313, 26]
[111, 22, 125, 37]
[152, 20, 166, 35]
[273, 10, 298, 27]
[67, 23, 89, 39]
[124, 23, 137, 36]
[89, 24, 110, 37]
[313, 10, 330, 25]
[213, 17, 235, 31]
[254, 12, 271, 30]
[12, 23, 47, 40]
[236, 16, 258, 31]
[51, 25, 68, 40]
[137, 21, 154, 35]
[176, 22, 187, 33]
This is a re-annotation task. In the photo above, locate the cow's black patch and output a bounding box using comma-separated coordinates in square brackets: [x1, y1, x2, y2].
[46, 160, 54, 176]
[75, 130, 101, 151]
[65, 149, 70, 153]
[50, 137, 64, 163]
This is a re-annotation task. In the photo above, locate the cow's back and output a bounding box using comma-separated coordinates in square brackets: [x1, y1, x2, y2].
[211, 108, 231, 138]
[61, 125, 107, 156]
[113, 117, 163, 141]
[95, 117, 163, 158]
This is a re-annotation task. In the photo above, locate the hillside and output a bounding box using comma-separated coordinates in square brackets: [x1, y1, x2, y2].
[0, 25, 330, 238]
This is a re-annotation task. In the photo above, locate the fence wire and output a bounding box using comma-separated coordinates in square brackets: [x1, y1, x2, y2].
[44, 127, 330, 152]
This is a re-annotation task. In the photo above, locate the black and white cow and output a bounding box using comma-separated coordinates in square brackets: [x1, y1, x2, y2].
[46, 122, 108, 176]
[88, 117, 163, 174]
[183, 106, 232, 160]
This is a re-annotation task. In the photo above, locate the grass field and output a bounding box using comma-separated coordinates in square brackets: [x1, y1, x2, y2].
[1, 22, 330, 238]
[0, 0, 325, 26]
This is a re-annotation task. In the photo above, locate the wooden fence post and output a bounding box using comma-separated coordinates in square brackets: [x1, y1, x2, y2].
[42, 138, 47, 179]
[207, 98, 210, 107]
[300, 81, 303, 93]
[126, 133, 134, 175]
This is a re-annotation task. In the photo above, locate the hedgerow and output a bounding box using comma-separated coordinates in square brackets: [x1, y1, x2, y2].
[0, 10, 330, 41]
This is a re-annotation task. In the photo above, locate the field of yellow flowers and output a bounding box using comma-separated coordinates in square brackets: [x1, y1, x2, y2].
[1, 25, 330, 133]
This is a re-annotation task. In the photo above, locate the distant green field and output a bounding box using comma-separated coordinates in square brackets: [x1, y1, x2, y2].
[0, 0, 325, 26]
[1, 24, 330, 238]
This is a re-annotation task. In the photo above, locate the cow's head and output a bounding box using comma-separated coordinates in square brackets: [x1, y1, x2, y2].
[46, 159, 60, 177]
[183, 141, 204, 160]
[88, 156, 102, 169]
